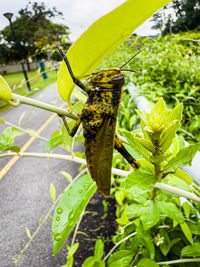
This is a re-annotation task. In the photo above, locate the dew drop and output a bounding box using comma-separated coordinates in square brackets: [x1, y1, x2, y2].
[56, 216, 60, 221]
[84, 184, 89, 190]
[78, 189, 83, 193]
[69, 187, 72, 190]
[54, 233, 62, 241]
[57, 207, 63, 214]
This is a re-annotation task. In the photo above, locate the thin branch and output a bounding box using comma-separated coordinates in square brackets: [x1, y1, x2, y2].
[157, 258, 200, 265]
[11, 93, 78, 120]
[71, 210, 85, 247]
[1, 152, 200, 202]
[104, 232, 136, 260]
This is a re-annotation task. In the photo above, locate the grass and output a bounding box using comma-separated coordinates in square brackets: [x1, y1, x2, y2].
[0, 67, 58, 112]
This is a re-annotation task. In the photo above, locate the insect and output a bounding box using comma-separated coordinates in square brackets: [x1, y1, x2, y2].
[56, 44, 141, 197]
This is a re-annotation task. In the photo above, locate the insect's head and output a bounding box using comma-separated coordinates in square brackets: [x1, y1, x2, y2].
[90, 69, 125, 89]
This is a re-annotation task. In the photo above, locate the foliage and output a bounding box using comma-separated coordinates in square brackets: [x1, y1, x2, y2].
[0, 1, 70, 64]
[1, 0, 200, 266]
[97, 32, 200, 142]
[57, 0, 171, 108]
[152, 0, 200, 35]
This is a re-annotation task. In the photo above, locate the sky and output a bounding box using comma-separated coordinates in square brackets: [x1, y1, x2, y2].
[0, 0, 160, 42]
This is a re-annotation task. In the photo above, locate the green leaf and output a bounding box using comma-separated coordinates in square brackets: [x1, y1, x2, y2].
[127, 201, 160, 230]
[181, 242, 200, 257]
[140, 201, 160, 230]
[1, 127, 24, 145]
[182, 201, 190, 219]
[143, 231, 155, 259]
[5, 145, 21, 153]
[45, 135, 62, 152]
[52, 175, 96, 255]
[159, 120, 180, 152]
[122, 131, 152, 160]
[107, 250, 133, 267]
[82, 256, 96, 267]
[66, 243, 79, 267]
[94, 239, 104, 261]
[180, 222, 193, 245]
[50, 183, 56, 202]
[57, 0, 171, 107]
[159, 229, 170, 256]
[168, 103, 183, 123]
[0, 75, 12, 101]
[59, 171, 73, 182]
[125, 169, 156, 191]
[138, 258, 159, 267]
[174, 169, 193, 185]
[157, 201, 184, 223]
[163, 143, 200, 173]
[115, 190, 125, 206]
[134, 137, 154, 152]
[61, 123, 73, 153]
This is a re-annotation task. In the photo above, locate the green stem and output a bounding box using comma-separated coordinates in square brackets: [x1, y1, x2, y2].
[157, 258, 200, 265]
[11, 93, 78, 120]
[132, 258, 200, 266]
[104, 232, 136, 261]
[1, 152, 200, 202]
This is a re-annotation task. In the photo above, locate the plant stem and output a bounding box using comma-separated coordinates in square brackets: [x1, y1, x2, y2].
[1, 152, 200, 202]
[11, 93, 78, 120]
[157, 258, 200, 265]
[132, 258, 200, 266]
[104, 232, 136, 260]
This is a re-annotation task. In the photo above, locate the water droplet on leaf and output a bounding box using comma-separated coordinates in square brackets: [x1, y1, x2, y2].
[56, 216, 60, 221]
[54, 233, 62, 241]
[78, 189, 83, 193]
[57, 207, 63, 214]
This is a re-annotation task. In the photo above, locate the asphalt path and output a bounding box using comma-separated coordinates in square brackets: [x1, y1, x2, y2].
[0, 83, 81, 267]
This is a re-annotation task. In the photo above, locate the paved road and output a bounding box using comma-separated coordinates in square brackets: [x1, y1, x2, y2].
[0, 84, 81, 267]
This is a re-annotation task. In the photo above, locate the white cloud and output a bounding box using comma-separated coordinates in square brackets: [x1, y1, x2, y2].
[0, 0, 159, 42]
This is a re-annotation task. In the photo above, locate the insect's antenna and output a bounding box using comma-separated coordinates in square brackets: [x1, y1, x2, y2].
[56, 43, 76, 81]
[120, 45, 150, 69]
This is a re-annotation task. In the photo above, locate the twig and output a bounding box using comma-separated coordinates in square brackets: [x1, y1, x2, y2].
[103, 232, 136, 260]
[1, 152, 200, 202]
[11, 93, 78, 120]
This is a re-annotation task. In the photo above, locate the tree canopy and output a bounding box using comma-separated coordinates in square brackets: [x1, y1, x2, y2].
[152, 0, 200, 34]
[0, 1, 71, 64]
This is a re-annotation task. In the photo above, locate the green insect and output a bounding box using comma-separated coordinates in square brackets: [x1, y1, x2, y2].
[57, 44, 141, 197]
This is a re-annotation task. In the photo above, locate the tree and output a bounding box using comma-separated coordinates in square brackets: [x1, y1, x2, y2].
[0, 1, 71, 64]
[152, 0, 200, 34]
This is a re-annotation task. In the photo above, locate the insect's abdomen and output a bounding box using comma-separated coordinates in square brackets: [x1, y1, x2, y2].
[81, 87, 123, 196]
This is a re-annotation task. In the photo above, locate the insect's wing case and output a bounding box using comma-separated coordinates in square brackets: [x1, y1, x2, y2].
[84, 117, 116, 197]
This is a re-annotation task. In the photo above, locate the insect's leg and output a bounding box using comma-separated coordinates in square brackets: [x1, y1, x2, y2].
[114, 135, 140, 169]
[56, 44, 90, 94]
[60, 115, 81, 137]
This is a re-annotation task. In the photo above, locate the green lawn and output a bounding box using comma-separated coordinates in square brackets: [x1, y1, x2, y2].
[0, 68, 58, 111]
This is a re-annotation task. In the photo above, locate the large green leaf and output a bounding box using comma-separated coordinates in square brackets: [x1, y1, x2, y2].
[181, 242, 200, 257]
[0, 75, 12, 101]
[163, 143, 200, 174]
[52, 175, 96, 255]
[57, 0, 171, 107]
[107, 250, 133, 267]
[157, 201, 184, 223]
